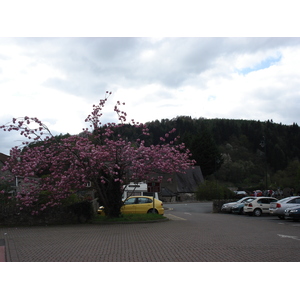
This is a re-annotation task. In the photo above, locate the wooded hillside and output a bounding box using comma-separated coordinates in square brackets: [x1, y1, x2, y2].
[144, 117, 300, 192]
[23, 116, 300, 193]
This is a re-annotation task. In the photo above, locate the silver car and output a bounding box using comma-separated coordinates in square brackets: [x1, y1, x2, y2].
[269, 196, 300, 219]
[221, 197, 255, 213]
[285, 205, 300, 220]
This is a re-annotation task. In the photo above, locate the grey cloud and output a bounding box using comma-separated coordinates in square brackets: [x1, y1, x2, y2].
[4, 37, 300, 103]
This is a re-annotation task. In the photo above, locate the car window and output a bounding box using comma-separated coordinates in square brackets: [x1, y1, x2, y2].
[288, 198, 300, 204]
[137, 197, 152, 204]
[243, 197, 254, 203]
[260, 198, 271, 204]
[124, 198, 137, 205]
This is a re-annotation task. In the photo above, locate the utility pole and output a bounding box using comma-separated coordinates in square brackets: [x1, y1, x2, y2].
[260, 136, 268, 191]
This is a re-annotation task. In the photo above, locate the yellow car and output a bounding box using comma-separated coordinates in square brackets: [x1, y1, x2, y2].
[97, 196, 164, 216]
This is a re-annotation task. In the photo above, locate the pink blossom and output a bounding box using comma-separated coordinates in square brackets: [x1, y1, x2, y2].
[0, 91, 195, 216]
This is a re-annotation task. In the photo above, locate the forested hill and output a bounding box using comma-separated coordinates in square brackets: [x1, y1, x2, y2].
[145, 117, 300, 190]
[26, 115, 300, 191]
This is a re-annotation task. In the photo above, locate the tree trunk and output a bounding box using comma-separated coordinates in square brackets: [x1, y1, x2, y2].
[95, 176, 123, 218]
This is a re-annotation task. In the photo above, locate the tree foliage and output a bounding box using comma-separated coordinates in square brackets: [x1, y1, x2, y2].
[142, 117, 300, 190]
[195, 180, 235, 201]
[0, 92, 195, 218]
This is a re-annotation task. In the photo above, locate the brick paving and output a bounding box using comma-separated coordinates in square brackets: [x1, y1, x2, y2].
[0, 238, 5, 262]
[1, 210, 300, 262]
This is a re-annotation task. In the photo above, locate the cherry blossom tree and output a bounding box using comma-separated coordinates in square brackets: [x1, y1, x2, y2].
[0, 92, 195, 218]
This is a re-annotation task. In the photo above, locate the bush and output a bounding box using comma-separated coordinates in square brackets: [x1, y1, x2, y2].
[196, 180, 235, 201]
[0, 196, 95, 226]
[68, 200, 94, 223]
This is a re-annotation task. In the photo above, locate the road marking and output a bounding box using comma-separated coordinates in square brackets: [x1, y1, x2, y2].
[165, 214, 187, 221]
[277, 234, 300, 241]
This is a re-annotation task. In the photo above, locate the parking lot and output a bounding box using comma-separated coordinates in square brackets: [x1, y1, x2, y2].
[1, 202, 300, 262]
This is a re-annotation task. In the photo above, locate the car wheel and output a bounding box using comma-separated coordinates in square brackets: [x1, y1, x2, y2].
[253, 208, 262, 217]
[278, 216, 285, 220]
[147, 209, 158, 214]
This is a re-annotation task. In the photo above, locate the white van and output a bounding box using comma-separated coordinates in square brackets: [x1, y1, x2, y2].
[122, 182, 159, 200]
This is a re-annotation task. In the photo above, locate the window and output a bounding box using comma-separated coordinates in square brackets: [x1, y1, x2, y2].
[288, 198, 300, 204]
[260, 198, 271, 204]
[137, 197, 152, 204]
[124, 198, 137, 205]
[85, 181, 92, 187]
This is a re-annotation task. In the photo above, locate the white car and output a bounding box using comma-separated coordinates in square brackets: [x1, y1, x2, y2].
[243, 197, 278, 217]
[269, 196, 300, 219]
[221, 197, 255, 213]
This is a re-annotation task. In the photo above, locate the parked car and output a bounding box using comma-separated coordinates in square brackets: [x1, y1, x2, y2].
[233, 191, 248, 199]
[97, 196, 164, 216]
[232, 198, 255, 214]
[284, 206, 300, 221]
[243, 197, 278, 217]
[221, 197, 254, 213]
[269, 196, 300, 219]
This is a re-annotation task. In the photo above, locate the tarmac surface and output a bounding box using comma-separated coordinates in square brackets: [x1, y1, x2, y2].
[1, 205, 300, 262]
[0, 238, 5, 262]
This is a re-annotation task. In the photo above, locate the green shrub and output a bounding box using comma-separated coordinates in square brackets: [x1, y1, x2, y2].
[196, 180, 235, 201]
[67, 200, 94, 223]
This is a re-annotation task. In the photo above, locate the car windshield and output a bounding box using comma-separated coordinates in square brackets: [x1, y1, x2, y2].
[278, 197, 293, 203]
[239, 197, 251, 202]
[246, 198, 255, 203]
[242, 197, 254, 203]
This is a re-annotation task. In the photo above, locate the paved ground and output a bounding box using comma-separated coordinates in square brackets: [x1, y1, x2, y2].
[1, 206, 300, 262]
[0, 238, 5, 262]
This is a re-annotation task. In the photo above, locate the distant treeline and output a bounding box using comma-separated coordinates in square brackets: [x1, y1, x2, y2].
[29, 116, 300, 191]
[144, 117, 300, 191]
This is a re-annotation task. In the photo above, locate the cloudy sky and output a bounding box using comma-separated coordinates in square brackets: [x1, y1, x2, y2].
[1, 37, 300, 155]
[1, 2, 300, 155]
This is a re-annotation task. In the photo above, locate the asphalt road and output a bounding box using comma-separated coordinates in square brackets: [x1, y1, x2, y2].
[1, 201, 300, 262]
[164, 201, 213, 213]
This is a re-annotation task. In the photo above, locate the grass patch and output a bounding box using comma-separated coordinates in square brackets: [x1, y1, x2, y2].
[92, 213, 167, 223]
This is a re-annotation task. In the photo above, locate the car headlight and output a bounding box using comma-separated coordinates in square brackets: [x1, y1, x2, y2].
[290, 209, 299, 213]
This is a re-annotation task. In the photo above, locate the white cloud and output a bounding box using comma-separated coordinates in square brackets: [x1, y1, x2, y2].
[1, 37, 300, 154]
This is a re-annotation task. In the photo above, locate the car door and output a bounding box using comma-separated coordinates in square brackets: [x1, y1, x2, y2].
[259, 198, 271, 212]
[136, 197, 153, 214]
[122, 197, 138, 214]
[261, 198, 277, 213]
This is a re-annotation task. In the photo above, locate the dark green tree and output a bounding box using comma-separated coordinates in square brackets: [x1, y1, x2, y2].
[190, 127, 223, 177]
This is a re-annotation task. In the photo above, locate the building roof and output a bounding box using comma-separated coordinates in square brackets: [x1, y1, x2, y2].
[0, 152, 9, 164]
[161, 166, 204, 195]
